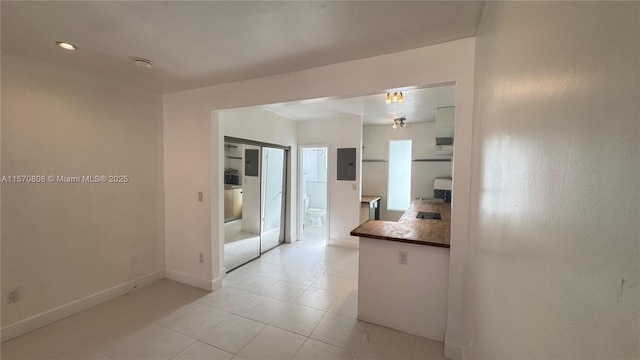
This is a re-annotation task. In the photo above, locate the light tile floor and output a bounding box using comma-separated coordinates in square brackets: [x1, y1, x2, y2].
[2, 234, 446, 360]
[224, 219, 260, 271]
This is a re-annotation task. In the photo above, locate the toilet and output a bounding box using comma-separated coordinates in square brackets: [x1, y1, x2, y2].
[307, 208, 326, 228]
[303, 194, 326, 228]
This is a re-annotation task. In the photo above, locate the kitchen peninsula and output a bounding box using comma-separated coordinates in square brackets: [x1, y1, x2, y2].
[350, 199, 451, 341]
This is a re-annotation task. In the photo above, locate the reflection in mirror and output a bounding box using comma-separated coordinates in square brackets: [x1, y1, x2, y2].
[260, 147, 286, 253]
[223, 140, 289, 272]
[223, 142, 260, 271]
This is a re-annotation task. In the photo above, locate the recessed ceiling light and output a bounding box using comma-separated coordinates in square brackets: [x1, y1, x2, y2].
[56, 41, 77, 50]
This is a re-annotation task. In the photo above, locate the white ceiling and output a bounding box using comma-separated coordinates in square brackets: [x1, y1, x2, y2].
[1, 1, 483, 94]
[261, 85, 456, 125]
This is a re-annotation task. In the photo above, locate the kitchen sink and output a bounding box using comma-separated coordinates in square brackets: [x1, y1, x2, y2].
[416, 212, 441, 220]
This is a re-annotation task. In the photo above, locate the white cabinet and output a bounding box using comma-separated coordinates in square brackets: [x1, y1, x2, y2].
[436, 106, 455, 155]
[436, 106, 455, 138]
[224, 187, 243, 221]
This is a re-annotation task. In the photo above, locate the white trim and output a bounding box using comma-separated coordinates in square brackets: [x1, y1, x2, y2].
[328, 238, 359, 249]
[213, 267, 225, 290]
[1, 270, 164, 343]
[211, 273, 224, 291]
[444, 339, 464, 360]
[165, 268, 216, 291]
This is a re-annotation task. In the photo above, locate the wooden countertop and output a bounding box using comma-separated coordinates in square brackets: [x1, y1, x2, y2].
[350, 199, 450, 248]
[361, 195, 381, 204]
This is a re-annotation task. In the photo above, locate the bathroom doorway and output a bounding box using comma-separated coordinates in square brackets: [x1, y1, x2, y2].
[299, 146, 328, 244]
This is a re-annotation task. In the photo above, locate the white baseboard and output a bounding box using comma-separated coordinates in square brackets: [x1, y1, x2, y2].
[212, 272, 223, 291]
[1, 270, 165, 343]
[329, 237, 359, 249]
[165, 269, 217, 291]
[444, 339, 464, 360]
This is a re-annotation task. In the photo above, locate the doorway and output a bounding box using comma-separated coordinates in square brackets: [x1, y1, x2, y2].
[299, 146, 328, 244]
[223, 137, 288, 272]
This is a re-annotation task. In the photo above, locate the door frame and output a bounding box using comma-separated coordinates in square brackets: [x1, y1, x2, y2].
[260, 146, 288, 253]
[298, 144, 330, 243]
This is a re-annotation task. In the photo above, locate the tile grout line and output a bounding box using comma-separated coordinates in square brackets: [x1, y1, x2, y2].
[231, 320, 270, 358]
[164, 336, 196, 360]
[80, 317, 165, 359]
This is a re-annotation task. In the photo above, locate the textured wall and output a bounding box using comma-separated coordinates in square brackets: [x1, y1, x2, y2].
[468, 2, 639, 358]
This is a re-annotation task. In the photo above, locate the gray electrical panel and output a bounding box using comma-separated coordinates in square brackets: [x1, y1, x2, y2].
[337, 148, 356, 181]
[245, 149, 259, 176]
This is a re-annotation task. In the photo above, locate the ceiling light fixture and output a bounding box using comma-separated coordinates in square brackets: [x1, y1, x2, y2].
[385, 91, 404, 104]
[392, 117, 407, 129]
[56, 41, 77, 50]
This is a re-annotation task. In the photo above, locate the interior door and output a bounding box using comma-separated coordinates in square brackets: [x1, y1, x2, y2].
[260, 147, 286, 253]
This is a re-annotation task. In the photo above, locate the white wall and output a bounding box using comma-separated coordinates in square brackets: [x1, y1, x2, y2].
[467, 2, 639, 358]
[163, 38, 475, 356]
[362, 123, 452, 221]
[1, 53, 164, 329]
[165, 106, 298, 286]
[297, 117, 363, 247]
[302, 148, 328, 183]
[163, 94, 215, 290]
[305, 181, 327, 210]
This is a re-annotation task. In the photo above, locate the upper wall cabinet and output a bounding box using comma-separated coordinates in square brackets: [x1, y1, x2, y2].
[435, 106, 455, 155]
[436, 106, 455, 139]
